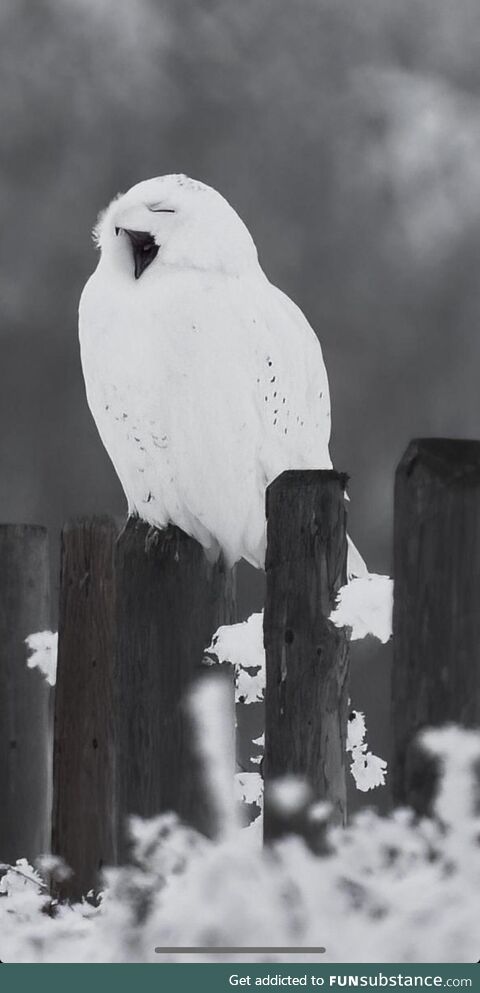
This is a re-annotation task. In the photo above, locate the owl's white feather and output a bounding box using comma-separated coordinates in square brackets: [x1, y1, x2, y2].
[79, 174, 357, 570]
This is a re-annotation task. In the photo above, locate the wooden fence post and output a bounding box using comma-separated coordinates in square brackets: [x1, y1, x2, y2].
[52, 518, 117, 900]
[392, 438, 480, 810]
[0, 525, 51, 863]
[263, 470, 350, 837]
[115, 519, 235, 856]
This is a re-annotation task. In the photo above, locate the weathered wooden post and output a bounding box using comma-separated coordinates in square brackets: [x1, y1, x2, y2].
[115, 519, 235, 856]
[0, 524, 51, 863]
[52, 517, 117, 900]
[263, 470, 350, 837]
[392, 438, 480, 810]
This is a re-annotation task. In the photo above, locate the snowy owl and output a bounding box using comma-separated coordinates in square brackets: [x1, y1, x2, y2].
[79, 174, 366, 574]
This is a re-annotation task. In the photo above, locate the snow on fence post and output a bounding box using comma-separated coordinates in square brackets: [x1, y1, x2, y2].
[52, 517, 117, 900]
[115, 519, 235, 857]
[263, 470, 350, 837]
[392, 438, 480, 812]
[0, 524, 52, 863]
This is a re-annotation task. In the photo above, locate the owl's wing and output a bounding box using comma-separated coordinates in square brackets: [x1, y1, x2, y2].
[247, 276, 333, 486]
[248, 277, 369, 577]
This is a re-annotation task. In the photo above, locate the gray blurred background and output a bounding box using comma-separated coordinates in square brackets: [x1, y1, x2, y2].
[2, 0, 480, 811]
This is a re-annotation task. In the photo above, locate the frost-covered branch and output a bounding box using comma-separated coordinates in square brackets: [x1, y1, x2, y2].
[347, 710, 387, 792]
[330, 575, 393, 643]
[204, 612, 265, 704]
[25, 631, 58, 686]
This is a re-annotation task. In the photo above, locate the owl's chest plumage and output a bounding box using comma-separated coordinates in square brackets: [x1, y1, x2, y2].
[79, 264, 332, 566]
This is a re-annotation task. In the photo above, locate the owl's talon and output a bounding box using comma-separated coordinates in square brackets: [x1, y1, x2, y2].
[145, 525, 160, 553]
[116, 514, 136, 543]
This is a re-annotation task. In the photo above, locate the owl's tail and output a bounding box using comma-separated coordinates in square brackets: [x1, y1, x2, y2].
[346, 535, 368, 581]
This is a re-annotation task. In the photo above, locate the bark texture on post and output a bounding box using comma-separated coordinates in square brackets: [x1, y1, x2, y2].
[263, 470, 350, 836]
[52, 517, 117, 900]
[115, 519, 235, 855]
[0, 525, 51, 863]
[392, 438, 480, 809]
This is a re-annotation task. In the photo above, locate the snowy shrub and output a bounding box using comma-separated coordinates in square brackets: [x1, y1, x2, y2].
[0, 725, 478, 964]
[207, 614, 387, 793]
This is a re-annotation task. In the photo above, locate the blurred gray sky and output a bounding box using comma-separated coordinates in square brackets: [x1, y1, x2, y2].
[2, 0, 480, 808]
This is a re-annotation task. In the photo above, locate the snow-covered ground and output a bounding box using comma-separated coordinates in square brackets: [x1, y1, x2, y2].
[0, 724, 478, 964]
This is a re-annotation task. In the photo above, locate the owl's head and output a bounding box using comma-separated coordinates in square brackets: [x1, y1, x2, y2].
[95, 174, 258, 280]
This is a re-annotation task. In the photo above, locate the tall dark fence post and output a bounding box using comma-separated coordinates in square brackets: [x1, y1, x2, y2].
[0, 525, 51, 863]
[115, 519, 235, 855]
[52, 518, 117, 900]
[263, 470, 350, 836]
[392, 438, 480, 809]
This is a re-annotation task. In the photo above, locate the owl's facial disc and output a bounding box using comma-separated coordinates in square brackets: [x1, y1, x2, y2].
[119, 228, 159, 280]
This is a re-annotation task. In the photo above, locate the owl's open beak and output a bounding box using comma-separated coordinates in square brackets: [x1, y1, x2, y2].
[122, 228, 159, 280]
